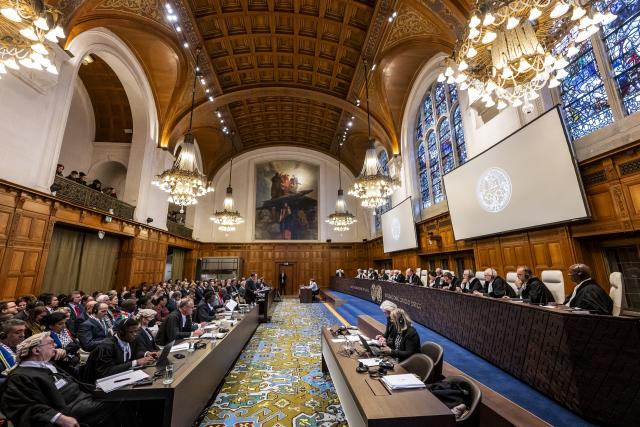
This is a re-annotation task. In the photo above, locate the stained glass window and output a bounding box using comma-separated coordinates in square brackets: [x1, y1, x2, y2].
[434, 82, 447, 117]
[453, 106, 467, 164]
[597, 0, 640, 115]
[415, 75, 466, 209]
[439, 119, 454, 174]
[554, 28, 613, 139]
[374, 150, 392, 231]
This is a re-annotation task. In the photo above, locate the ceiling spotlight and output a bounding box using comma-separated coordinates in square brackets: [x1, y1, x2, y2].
[347, 121, 353, 127]
[216, 111, 222, 118]
[183, 42, 189, 48]
[208, 96, 214, 102]
[371, 64, 376, 71]
[176, 26, 182, 32]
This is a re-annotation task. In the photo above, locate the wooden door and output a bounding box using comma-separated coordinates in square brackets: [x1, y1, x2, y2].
[278, 263, 295, 295]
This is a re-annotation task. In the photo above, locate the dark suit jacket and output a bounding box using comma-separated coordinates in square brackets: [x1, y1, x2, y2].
[405, 274, 420, 285]
[77, 317, 109, 351]
[388, 326, 420, 361]
[487, 276, 516, 298]
[245, 279, 257, 303]
[83, 337, 137, 383]
[134, 327, 159, 357]
[67, 303, 86, 335]
[156, 310, 196, 345]
[195, 301, 219, 323]
[279, 273, 287, 285]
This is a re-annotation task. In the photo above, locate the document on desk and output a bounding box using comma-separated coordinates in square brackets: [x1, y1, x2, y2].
[96, 370, 149, 393]
[358, 358, 382, 367]
[170, 342, 190, 352]
[381, 374, 426, 391]
[225, 299, 238, 311]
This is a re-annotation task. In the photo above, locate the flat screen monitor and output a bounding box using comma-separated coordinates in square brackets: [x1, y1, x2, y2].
[443, 107, 589, 240]
[381, 197, 418, 253]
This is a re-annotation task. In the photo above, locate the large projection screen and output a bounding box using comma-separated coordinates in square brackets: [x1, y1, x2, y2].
[443, 107, 589, 240]
[381, 198, 418, 253]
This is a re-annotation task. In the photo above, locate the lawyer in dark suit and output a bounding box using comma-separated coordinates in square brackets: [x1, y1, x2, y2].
[564, 263, 613, 315]
[375, 300, 398, 345]
[278, 271, 287, 294]
[83, 318, 156, 383]
[77, 302, 110, 351]
[66, 291, 86, 335]
[156, 298, 203, 346]
[245, 273, 258, 304]
[483, 268, 516, 298]
[134, 309, 159, 356]
[405, 268, 420, 286]
[380, 309, 420, 362]
[195, 291, 222, 323]
[460, 269, 483, 293]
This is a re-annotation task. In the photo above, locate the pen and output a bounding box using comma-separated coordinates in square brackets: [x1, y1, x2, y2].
[114, 377, 130, 383]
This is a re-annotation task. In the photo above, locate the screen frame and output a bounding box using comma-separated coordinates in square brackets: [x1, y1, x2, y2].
[381, 196, 419, 253]
[443, 106, 591, 241]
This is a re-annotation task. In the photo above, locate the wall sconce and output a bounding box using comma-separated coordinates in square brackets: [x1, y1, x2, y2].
[98, 230, 105, 240]
[103, 208, 115, 223]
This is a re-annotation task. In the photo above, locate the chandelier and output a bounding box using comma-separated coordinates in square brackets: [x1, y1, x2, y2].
[349, 59, 400, 208]
[153, 50, 212, 211]
[210, 155, 244, 232]
[326, 148, 357, 231]
[439, 0, 617, 112]
[0, 0, 65, 76]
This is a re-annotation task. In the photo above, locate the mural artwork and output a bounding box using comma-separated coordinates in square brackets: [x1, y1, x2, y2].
[254, 161, 318, 240]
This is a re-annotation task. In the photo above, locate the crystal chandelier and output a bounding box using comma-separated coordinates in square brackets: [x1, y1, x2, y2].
[439, 0, 617, 112]
[0, 0, 65, 76]
[210, 155, 244, 232]
[326, 148, 357, 231]
[349, 59, 400, 208]
[153, 50, 212, 211]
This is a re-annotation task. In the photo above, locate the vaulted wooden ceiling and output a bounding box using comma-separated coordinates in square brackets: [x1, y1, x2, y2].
[57, 0, 470, 176]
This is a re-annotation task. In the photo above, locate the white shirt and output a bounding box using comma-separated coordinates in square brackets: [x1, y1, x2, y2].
[308, 281, 318, 292]
[566, 278, 590, 306]
[116, 336, 133, 364]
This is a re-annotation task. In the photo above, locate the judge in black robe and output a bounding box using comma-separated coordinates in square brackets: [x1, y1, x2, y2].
[521, 276, 554, 305]
[442, 272, 461, 291]
[460, 274, 483, 293]
[485, 275, 516, 298]
[565, 279, 613, 315]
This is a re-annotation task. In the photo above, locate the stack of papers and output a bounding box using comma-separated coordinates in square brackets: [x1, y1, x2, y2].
[96, 370, 149, 393]
[358, 358, 382, 367]
[380, 374, 426, 391]
[201, 332, 227, 339]
[170, 342, 190, 352]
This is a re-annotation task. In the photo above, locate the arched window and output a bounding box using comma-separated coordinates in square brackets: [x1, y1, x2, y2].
[554, 27, 614, 140]
[415, 79, 466, 209]
[597, 0, 640, 115]
[374, 150, 392, 231]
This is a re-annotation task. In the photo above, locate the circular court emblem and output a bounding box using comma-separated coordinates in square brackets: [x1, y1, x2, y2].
[476, 167, 512, 213]
[370, 284, 383, 304]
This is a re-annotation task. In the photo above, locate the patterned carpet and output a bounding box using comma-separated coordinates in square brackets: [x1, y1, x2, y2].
[199, 299, 347, 427]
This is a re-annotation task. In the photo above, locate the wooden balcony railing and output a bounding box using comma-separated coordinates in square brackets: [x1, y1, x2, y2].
[166, 219, 193, 239]
[52, 176, 135, 220]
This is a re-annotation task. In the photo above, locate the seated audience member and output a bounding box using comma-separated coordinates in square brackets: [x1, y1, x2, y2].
[442, 271, 461, 291]
[459, 269, 483, 293]
[0, 333, 115, 427]
[115, 299, 137, 324]
[25, 306, 48, 338]
[67, 290, 86, 335]
[156, 298, 203, 346]
[196, 291, 222, 323]
[380, 309, 420, 362]
[167, 291, 180, 312]
[55, 163, 64, 176]
[65, 170, 79, 180]
[84, 318, 156, 383]
[0, 300, 18, 317]
[479, 268, 516, 298]
[153, 295, 170, 322]
[517, 266, 554, 304]
[0, 319, 26, 373]
[135, 309, 159, 355]
[78, 302, 111, 351]
[42, 312, 80, 375]
[14, 296, 29, 319]
[565, 263, 613, 315]
[405, 268, 420, 285]
[40, 293, 59, 313]
[375, 300, 397, 345]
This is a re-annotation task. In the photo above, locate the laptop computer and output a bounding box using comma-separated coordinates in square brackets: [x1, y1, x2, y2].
[359, 335, 381, 357]
[134, 340, 174, 371]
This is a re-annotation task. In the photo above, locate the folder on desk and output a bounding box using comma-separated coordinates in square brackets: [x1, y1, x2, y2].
[380, 374, 426, 391]
[96, 370, 149, 393]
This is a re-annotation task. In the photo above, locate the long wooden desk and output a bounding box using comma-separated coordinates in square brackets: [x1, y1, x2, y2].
[330, 277, 640, 426]
[107, 306, 259, 427]
[321, 327, 455, 427]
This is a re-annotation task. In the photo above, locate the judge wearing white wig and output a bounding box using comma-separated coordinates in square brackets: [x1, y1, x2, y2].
[376, 300, 398, 345]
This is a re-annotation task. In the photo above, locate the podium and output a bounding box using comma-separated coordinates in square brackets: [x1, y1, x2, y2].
[299, 287, 313, 303]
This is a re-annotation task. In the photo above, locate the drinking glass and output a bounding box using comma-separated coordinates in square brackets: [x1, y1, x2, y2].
[163, 364, 174, 385]
[188, 341, 195, 352]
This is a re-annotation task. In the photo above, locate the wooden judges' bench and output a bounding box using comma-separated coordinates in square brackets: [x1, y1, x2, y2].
[330, 277, 640, 426]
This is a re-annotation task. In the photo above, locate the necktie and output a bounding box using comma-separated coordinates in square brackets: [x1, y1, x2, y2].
[74, 305, 81, 317]
[488, 281, 493, 294]
[123, 344, 130, 362]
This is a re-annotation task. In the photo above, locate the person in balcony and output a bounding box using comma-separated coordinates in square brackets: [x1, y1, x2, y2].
[55, 164, 64, 177]
[65, 170, 78, 181]
[77, 172, 88, 185]
[88, 179, 102, 191]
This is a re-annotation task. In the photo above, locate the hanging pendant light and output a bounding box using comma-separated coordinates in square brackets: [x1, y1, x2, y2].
[210, 150, 244, 232]
[326, 147, 357, 231]
[153, 50, 213, 212]
[348, 58, 400, 208]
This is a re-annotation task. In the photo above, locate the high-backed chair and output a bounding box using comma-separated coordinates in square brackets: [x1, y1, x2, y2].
[541, 270, 566, 303]
[609, 272, 623, 316]
[420, 270, 429, 287]
[399, 353, 434, 383]
[416, 268, 421, 277]
[475, 271, 485, 287]
[385, 269, 391, 278]
[441, 375, 482, 425]
[505, 272, 519, 295]
[421, 341, 444, 382]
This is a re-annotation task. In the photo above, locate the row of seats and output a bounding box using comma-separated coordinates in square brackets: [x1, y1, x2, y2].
[386, 269, 624, 316]
[399, 341, 481, 425]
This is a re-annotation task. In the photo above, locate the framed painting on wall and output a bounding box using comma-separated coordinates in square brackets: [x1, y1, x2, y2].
[254, 160, 318, 240]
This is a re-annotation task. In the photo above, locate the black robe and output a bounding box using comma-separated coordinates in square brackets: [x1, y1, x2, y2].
[461, 277, 483, 293]
[487, 276, 516, 298]
[522, 277, 554, 305]
[83, 337, 137, 383]
[564, 279, 613, 315]
[0, 365, 112, 426]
